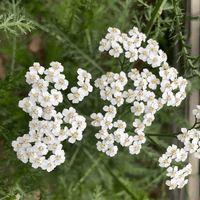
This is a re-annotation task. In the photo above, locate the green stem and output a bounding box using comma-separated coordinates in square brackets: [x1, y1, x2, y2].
[120, 53, 126, 72]
[193, 55, 200, 66]
[146, 135, 164, 153]
[72, 153, 104, 192]
[104, 163, 138, 200]
[144, 0, 165, 37]
[11, 0, 16, 75]
[145, 133, 177, 138]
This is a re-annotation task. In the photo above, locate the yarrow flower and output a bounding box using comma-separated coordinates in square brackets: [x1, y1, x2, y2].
[94, 26, 188, 160]
[14, 63, 89, 172]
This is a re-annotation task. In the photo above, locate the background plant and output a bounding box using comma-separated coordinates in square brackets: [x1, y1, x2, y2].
[0, 0, 199, 199]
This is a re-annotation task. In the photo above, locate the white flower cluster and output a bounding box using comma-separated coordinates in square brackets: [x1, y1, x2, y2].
[158, 105, 200, 190]
[12, 62, 87, 172]
[158, 143, 191, 189]
[68, 68, 93, 103]
[91, 105, 145, 157]
[95, 26, 188, 156]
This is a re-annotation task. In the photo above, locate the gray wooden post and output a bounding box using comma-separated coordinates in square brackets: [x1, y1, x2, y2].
[188, 0, 200, 199]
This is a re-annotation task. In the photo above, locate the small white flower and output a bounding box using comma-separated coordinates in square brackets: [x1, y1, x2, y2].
[99, 38, 111, 52]
[38, 91, 54, 107]
[30, 106, 43, 118]
[138, 47, 150, 62]
[106, 144, 118, 157]
[53, 74, 69, 90]
[17, 150, 29, 163]
[57, 126, 69, 141]
[175, 148, 188, 162]
[29, 119, 40, 131]
[94, 77, 108, 90]
[25, 70, 40, 84]
[160, 80, 173, 93]
[44, 68, 59, 83]
[103, 105, 117, 118]
[41, 155, 56, 172]
[29, 62, 45, 75]
[166, 166, 179, 178]
[128, 27, 139, 36]
[134, 77, 148, 90]
[114, 129, 125, 143]
[33, 79, 49, 91]
[105, 134, 115, 145]
[123, 89, 135, 103]
[77, 80, 93, 96]
[39, 120, 50, 134]
[133, 132, 146, 144]
[161, 91, 176, 106]
[71, 115, 87, 131]
[118, 33, 128, 43]
[114, 71, 128, 86]
[143, 113, 155, 126]
[62, 107, 78, 124]
[29, 130, 43, 143]
[147, 75, 160, 90]
[90, 113, 104, 127]
[51, 89, 63, 106]
[54, 112, 63, 124]
[132, 119, 145, 133]
[192, 105, 200, 119]
[100, 87, 113, 101]
[77, 68, 92, 82]
[111, 92, 124, 107]
[128, 68, 140, 81]
[131, 101, 145, 116]
[109, 41, 123, 57]
[42, 106, 56, 120]
[12, 137, 24, 152]
[110, 82, 124, 95]
[158, 49, 167, 62]
[147, 38, 159, 51]
[34, 141, 48, 156]
[100, 116, 113, 130]
[158, 154, 171, 168]
[120, 133, 133, 147]
[50, 61, 64, 72]
[30, 155, 45, 169]
[96, 140, 108, 152]
[48, 139, 63, 153]
[125, 47, 138, 62]
[147, 53, 162, 68]
[177, 128, 190, 143]
[54, 149, 65, 166]
[166, 144, 178, 159]
[129, 141, 142, 155]
[28, 87, 41, 102]
[114, 120, 126, 131]
[67, 87, 84, 104]
[95, 129, 109, 140]
[123, 37, 135, 51]
[177, 179, 188, 189]
[166, 179, 177, 190]
[18, 97, 35, 113]
[184, 140, 198, 153]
